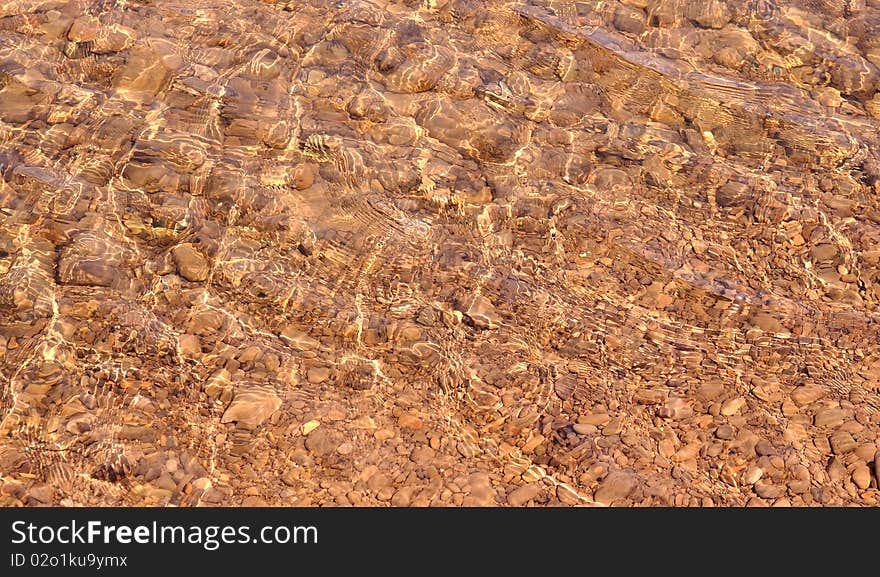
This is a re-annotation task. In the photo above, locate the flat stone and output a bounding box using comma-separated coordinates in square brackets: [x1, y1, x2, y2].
[28, 484, 55, 504]
[827, 457, 847, 482]
[578, 413, 611, 426]
[787, 479, 810, 494]
[854, 443, 877, 462]
[391, 486, 415, 507]
[304, 428, 339, 456]
[715, 424, 735, 440]
[178, 334, 201, 356]
[696, 381, 725, 402]
[506, 483, 542, 506]
[57, 233, 128, 287]
[172, 243, 210, 282]
[367, 472, 392, 492]
[593, 471, 637, 505]
[462, 476, 496, 507]
[398, 414, 423, 429]
[465, 295, 501, 329]
[191, 478, 212, 492]
[221, 388, 282, 429]
[672, 442, 702, 462]
[754, 440, 777, 456]
[720, 397, 745, 416]
[68, 16, 100, 42]
[307, 367, 330, 384]
[814, 408, 847, 428]
[830, 430, 857, 454]
[573, 423, 596, 435]
[92, 24, 136, 54]
[410, 446, 435, 463]
[280, 328, 319, 350]
[113, 39, 182, 102]
[238, 346, 263, 363]
[810, 243, 838, 262]
[292, 164, 315, 189]
[750, 312, 787, 333]
[791, 385, 825, 406]
[374, 428, 395, 441]
[743, 466, 763, 485]
[754, 481, 785, 499]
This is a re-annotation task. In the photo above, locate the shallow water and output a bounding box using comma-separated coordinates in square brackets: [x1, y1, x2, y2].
[1, 0, 880, 506]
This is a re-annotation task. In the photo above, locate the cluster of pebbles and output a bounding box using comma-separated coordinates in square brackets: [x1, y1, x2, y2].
[1, 0, 880, 507]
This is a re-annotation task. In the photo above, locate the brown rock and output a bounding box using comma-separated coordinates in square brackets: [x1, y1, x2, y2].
[462, 473, 496, 506]
[827, 457, 847, 482]
[221, 388, 282, 429]
[696, 381, 724, 402]
[791, 385, 825, 406]
[398, 414, 423, 429]
[814, 408, 847, 428]
[854, 443, 877, 462]
[68, 16, 100, 42]
[874, 451, 880, 486]
[238, 346, 263, 363]
[573, 423, 597, 435]
[613, 6, 646, 34]
[367, 472, 392, 492]
[291, 164, 315, 189]
[280, 328, 319, 350]
[410, 446, 435, 463]
[506, 483, 542, 506]
[242, 496, 269, 507]
[754, 440, 777, 456]
[754, 482, 785, 500]
[830, 431, 857, 454]
[686, 0, 730, 28]
[304, 428, 339, 456]
[720, 397, 745, 416]
[261, 121, 290, 149]
[556, 483, 581, 506]
[57, 234, 128, 287]
[750, 312, 787, 333]
[374, 428, 395, 441]
[113, 39, 182, 102]
[391, 486, 415, 507]
[715, 424, 735, 440]
[810, 243, 838, 262]
[27, 484, 55, 504]
[866, 93, 880, 119]
[307, 367, 330, 384]
[578, 413, 611, 426]
[603, 418, 624, 436]
[465, 295, 501, 329]
[852, 465, 872, 490]
[92, 25, 136, 54]
[672, 442, 702, 462]
[178, 334, 201, 356]
[593, 471, 637, 505]
[172, 244, 210, 282]
[743, 466, 763, 485]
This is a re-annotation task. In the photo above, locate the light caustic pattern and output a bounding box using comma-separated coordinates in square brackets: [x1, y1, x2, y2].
[1, 0, 880, 507]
